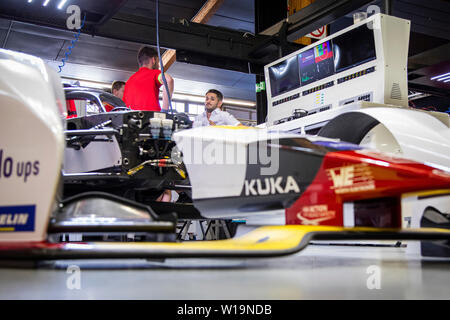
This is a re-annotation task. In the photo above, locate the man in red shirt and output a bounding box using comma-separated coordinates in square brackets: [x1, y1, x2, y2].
[123, 46, 174, 111]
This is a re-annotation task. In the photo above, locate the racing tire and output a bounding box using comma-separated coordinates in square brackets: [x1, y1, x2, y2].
[318, 112, 380, 144]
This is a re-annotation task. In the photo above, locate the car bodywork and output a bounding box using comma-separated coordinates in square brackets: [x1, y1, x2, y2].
[64, 86, 128, 118]
[173, 126, 450, 228]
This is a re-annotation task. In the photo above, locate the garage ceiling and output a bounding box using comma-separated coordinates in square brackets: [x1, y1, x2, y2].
[0, 0, 257, 101]
[0, 0, 449, 103]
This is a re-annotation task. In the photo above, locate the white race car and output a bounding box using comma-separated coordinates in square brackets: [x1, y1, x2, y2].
[0, 49, 449, 262]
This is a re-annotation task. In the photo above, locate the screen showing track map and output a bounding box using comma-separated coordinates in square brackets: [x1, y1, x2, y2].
[267, 24, 377, 101]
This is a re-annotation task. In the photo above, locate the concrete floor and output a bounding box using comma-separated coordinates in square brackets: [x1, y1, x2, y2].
[0, 241, 449, 300]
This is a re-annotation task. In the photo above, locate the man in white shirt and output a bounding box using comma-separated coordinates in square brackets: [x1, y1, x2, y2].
[193, 89, 244, 127]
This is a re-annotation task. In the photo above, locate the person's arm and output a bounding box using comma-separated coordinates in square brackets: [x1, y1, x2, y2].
[193, 119, 203, 127]
[161, 73, 174, 111]
[225, 112, 244, 126]
[192, 114, 203, 127]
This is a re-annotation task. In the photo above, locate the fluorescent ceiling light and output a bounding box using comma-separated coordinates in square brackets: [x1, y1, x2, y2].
[436, 75, 450, 82]
[62, 78, 110, 90]
[171, 93, 256, 107]
[57, 0, 68, 9]
[78, 81, 110, 90]
[62, 77, 256, 107]
[224, 99, 256, 107]
[43, 0, 50, 7]
[28, 0, 33, 3]
[430, 72, 450, 81]
[172, 93, 205, 103]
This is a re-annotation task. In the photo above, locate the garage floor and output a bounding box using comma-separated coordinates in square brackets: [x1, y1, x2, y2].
[0, 241, 449, 300]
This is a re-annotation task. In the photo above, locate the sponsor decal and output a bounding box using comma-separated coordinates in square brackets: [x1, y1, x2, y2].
[297, 204, 336, 225]
[0, 205, 35, 232]
[314, 140, 363, 151]
[244, 176, 300, 196]
[326, 163, 375, 194]
[0, 149, 40, 183]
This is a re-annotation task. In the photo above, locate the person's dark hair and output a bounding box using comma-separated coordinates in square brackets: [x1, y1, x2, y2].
[137, 46, 159, 67]
[112, 80, 125, 92]
[206, 89, 223, 101]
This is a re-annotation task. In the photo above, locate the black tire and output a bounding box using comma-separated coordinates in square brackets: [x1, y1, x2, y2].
[318, 112, 380, 144]
[420, 206, 450, 258]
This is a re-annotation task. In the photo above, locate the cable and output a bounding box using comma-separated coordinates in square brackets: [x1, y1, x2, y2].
[155, 0, 174, 115]
[58, 13, 87, 73]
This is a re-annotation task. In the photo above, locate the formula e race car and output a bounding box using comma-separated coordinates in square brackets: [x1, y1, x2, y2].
[64, 85, 130, 117]
[0, 49, 449, 262]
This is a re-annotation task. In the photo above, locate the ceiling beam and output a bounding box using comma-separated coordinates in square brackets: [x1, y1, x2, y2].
[99, 13, 265, 60]
[193, 0, 226, 24]
[162, 0, 225, 72]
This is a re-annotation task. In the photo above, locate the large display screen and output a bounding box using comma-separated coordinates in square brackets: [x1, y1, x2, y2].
[299, 41, 334, 86]
[333, 24, 376, 73]
[298, 48, 316, 86]
[314, 41, 335, 79]
[268, 56, 301, 97]
[268, 24, 377, 100]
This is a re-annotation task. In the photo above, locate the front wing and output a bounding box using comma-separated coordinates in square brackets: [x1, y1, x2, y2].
[0, 225, 449, 260]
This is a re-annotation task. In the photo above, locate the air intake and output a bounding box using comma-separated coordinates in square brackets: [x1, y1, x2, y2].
[390, 83, 402, 100]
